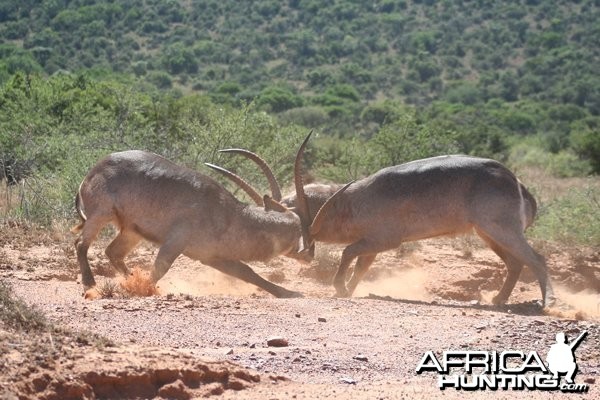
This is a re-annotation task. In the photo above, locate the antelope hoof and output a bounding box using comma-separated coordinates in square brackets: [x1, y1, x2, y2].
[543, 293, 557, 308]
[334, 287, 350, 298]
[279, 290, 304, 298]
[492, 294, 507, 306]
[83, 286, 101, 300]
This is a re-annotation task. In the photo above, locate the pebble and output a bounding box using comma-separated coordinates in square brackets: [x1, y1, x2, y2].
[353, 354, 368, 362]
[267, 336, 289, 347]
[318, 317, 326, 322]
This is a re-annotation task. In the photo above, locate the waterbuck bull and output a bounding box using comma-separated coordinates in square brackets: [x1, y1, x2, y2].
[215, 142, 554, 306]
[71, 138, 343, 299]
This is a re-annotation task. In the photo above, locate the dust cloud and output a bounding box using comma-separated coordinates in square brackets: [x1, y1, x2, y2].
[354, 268, 431, 301]
[119, 267, 159, 297]
[158, 267, 257, 297]
[545, 285, 600, 320]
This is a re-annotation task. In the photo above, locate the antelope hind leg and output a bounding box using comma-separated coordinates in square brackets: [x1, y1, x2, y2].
[75, 218, 108, 292]
[105, 229, 142, 276]
[475, 224, 553, 306]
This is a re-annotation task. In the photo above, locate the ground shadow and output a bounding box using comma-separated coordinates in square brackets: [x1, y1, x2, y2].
[362, 293, 546, 316]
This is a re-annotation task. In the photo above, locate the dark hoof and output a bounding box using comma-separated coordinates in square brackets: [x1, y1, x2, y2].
[543, 295, 557, 308]
[279, 290, 304, 298]
[334, 289, 350, 298]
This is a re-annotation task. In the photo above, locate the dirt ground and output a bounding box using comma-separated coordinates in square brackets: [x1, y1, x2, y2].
[0, 226, 598, 399]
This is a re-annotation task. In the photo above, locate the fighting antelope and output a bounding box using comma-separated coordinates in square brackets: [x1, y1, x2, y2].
[214, 138, 554, 306]
[71, 138, 343, 298]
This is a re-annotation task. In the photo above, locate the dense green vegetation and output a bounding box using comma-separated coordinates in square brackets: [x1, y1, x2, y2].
[2, 0, 599, 115]
[0, 1, 598, 246]
[1, 1, 599, 165]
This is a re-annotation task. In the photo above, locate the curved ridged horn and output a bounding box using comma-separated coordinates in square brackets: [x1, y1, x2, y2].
[294, 131, 313, 251]
[309, 181, 354, 241]
[204, 163, 264, 206]
[218, 149, 282, 201]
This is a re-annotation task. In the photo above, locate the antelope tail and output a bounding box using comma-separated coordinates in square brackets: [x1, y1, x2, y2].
[518, 180, 537, 230]
[70, 188, 87, 234]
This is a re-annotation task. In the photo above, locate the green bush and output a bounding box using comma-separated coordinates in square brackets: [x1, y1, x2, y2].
[313, 136, 376, 182]
[570, 122, 600, 174]
[509, 143, 592, 178]
[256, 85, 304, 113]
[370, 112, 459, 168]
[278, 106, 328, 128]
[530, 186, 600, 247]
[360, 100, 407, 126]
[147, 71, 173, 89]
[0, 74, 312, 224]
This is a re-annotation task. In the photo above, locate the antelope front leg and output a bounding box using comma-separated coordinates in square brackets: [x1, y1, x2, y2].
[332, 254, 355, 297]
[210, 259, 303, 298]
[346, 254, 377, 296]
[333, 240, 373, 297]
[151, 236, 186, 284]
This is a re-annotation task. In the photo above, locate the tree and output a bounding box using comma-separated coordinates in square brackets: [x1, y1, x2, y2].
[371, 112, 458, 167]
[162, 43, 198, 75]
[257, 86, 303, 113]
[570, 118, 600, 173]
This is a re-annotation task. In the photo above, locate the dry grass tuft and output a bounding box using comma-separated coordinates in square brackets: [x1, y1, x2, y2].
[97, 280, 120, 298]
[119, 266, 159, 297]
[394, 241, 422, 259]
[0, 280, 47, 331]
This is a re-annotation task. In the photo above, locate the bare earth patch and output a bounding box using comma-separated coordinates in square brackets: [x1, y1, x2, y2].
[0, 230, 598, 399]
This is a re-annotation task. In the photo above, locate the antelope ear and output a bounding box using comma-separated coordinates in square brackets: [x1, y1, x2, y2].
[263, 195, 288, 212]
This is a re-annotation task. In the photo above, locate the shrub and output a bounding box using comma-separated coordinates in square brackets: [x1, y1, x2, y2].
[256, 85, 304, 113]
[570, 124, 600, 174]
[444, 82, 482, 105]
[278, 106, 328, 128]
[530, 186, 600, 247]
[371, 112, 459, 168]
[0, 280, 47, 331]
[509, 144, 592, 178]
[360, 100, 407, 126]
[147, 71, 173, 89]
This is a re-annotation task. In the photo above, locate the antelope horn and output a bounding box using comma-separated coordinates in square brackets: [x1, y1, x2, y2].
[294, 131, 313, 252]
[204, 163, 264, 206]
[219, 149, 282, 201]
[309, 181, 354, 244]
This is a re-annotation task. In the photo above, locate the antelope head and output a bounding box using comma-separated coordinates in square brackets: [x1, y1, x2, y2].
[206, 131, 349, 260]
